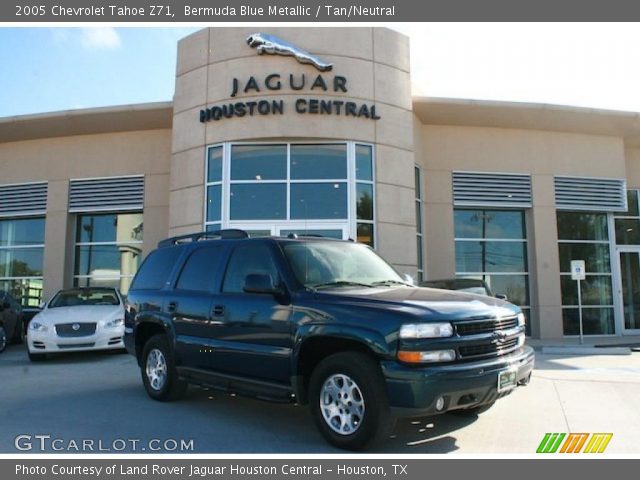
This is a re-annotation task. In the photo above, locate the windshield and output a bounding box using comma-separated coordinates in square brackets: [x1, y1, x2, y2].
[283, 241, 406, 289]
[49, 289, 120, 308]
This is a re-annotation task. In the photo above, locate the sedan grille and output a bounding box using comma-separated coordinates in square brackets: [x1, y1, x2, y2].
[55, 323, 97, 338]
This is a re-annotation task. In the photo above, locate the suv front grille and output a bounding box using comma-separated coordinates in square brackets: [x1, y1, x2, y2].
[55, 323, 96, 337]
[458, 337, 519, 359]
[456, 316, 518, 336]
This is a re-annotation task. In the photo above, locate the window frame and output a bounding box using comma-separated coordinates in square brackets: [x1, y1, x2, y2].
[204, 141, 376, 246]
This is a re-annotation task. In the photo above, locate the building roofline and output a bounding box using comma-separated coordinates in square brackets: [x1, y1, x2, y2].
[0, 102, 173, 144]
[413, 97, 640, 146]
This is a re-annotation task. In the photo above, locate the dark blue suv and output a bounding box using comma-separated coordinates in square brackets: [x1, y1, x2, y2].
[125, 230, 534, 450]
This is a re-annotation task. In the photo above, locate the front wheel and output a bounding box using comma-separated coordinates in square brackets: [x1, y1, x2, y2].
[308, 351, 395, 451]
[141, 334, 187, 401]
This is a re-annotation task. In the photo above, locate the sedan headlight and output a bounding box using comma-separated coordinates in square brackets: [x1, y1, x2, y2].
[399, 322, 453, 339]
[104, 318, 124, 329]
[29, 321, 48, 332]
[517, 312, 526, 327]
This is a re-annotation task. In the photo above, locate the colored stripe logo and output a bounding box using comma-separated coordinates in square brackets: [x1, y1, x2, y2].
[537, 433, 612, 453]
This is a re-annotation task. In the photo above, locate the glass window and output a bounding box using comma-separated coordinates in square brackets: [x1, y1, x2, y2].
[558, 243, 611, 273]
[356, 183, 374, 221]
[0, 249, 44, 277]
[625, 190, 639, 217]
[230, 145, 286, 181]
[291, 183, 348, 220]
[176, 246, 225, 292]
[557, 212, 608, 241]
[357, 223, 374, 247]
[222, 244, 279, 293]
[280, 229, 343, 239]
[455, 209, 529, 334]
[455, 241, 527, 273]
[206, 185, 222, 223]
[0, 217, 45, 307]
[454, 210, 526, 239]
[415, 166, 424, 281]
[0, 218, 45, 247]
[291, 144, 347, 180]
[355, 145, 373, 181]
[207, 146, 223, 183]
[131, 247, 182, 291]
[615, 219, 640, 245]
[74, 213, 143, 295]
[557, 211, 613, 336]
[230, 184, 286, 220]
[562, 307, 615, 336]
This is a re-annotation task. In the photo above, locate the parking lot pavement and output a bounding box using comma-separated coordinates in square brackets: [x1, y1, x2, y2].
[1, 345, 639, 454]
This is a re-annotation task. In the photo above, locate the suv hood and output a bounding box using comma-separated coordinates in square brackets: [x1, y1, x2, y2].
[317, 286, 518, 321]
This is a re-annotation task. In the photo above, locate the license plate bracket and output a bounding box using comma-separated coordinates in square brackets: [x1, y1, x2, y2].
[497, 368, 518, 392]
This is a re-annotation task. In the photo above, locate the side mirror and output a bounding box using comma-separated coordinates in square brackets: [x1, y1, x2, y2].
[495, 294, 508, 301]
[38, 301, 46, 309]
[243, 273, 280, 295]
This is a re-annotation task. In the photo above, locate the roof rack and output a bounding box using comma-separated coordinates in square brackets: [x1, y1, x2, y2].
[158, 229, 249, 248]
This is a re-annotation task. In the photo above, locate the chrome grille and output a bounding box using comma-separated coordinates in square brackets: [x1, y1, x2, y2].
[459, 338, 519, 359]
[456, 316, 518, 336]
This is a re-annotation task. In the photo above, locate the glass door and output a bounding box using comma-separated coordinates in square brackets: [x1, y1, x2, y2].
[228, 222, 349, 240]
[617, 248, 640, 333]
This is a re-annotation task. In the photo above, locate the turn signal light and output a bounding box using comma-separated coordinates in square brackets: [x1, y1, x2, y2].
[398, 349, 456, 363]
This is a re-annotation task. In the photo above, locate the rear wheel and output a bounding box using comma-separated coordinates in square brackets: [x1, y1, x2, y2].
[308, 351, 394, 451]
[0, 325, 7, 353]
[141, 334, 187, 401]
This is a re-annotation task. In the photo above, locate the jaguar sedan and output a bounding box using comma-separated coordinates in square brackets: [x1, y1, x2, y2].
[27, 287, 125, 361]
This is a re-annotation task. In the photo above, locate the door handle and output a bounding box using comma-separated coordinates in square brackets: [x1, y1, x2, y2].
[212, 305, 225, 316]
[167, 301, 178, 313]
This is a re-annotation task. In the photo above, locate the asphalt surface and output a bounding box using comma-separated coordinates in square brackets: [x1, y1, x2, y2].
[1, 344, 639, 453]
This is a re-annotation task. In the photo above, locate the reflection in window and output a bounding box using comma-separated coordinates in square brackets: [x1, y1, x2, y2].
[291, 183, 348, 219]
[557, 211, 614, 336]
[74, 213, 143, 295]
[455, 209, 530, 334]
[0, 217, 45, 306]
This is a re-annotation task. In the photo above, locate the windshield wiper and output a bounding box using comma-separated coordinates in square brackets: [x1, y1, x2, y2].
[310, 280, 374, 290]
[370, 279, 413, 287]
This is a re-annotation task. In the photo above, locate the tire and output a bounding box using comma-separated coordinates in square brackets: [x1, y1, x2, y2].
[0, 325, 7, 353]
[308, 351, 394, 451]
[451, 402, 495, 416]
[140, 334, 187, 401]
[28, 350, 46, 362]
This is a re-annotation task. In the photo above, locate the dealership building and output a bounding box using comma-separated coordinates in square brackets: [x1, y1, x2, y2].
[1, 27, 640, 340]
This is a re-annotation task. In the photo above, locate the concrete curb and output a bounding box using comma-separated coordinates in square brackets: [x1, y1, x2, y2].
[541, 346, 632, 356]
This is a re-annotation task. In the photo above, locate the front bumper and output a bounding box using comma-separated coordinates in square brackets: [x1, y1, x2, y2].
[382, 345, 535, 417]
[28, 328, 125, 353]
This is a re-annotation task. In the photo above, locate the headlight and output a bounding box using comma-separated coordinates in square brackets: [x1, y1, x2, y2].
[29, 321, 48, 332]
[517, 312, 526, 327]
[104, 318, 124, 329]
[399, 322, 453, 339]
[398, 349, 456, 363]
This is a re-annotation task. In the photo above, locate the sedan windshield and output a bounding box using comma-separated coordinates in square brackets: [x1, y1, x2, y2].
[49, 289, 120, 308]
[283, 241, 407, 289]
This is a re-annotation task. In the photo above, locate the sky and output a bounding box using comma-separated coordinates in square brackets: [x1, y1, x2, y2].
[1, 23, 640, 117]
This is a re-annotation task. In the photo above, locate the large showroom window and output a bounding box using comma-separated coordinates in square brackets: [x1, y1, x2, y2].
[0, 217, 45, 306]
[73, 212, 143, 295]
[454, 209, 530, 333]
[557, 211, 614, 335]
[205, 142, 375, 246]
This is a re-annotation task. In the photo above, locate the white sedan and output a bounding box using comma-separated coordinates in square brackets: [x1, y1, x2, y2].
[27, 287, 125, 361]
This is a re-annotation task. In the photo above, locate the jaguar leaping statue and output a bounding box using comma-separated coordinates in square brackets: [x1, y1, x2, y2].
[246, 33, 333, 72]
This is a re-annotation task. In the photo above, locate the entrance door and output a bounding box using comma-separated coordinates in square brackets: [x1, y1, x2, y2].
[617, 248, 640, 334]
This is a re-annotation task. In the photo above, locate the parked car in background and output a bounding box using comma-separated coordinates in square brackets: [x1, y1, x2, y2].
[0, 291, 24, 352]
[27, 287, 126, 361]
[420, 278, 507, 300]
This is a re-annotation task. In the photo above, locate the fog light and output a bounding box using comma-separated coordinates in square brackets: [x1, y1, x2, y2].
[398, 349, 456, 363]
[435, 396, 445, 411]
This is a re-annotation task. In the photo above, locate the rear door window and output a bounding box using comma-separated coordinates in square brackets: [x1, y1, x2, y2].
[176, 246, 225, 292]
